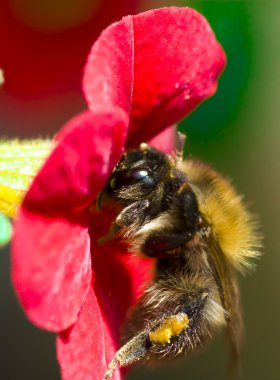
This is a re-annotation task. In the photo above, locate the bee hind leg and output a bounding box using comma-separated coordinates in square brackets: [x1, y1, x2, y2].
[103, 331, 150, 380]
[104, 287, 210, 379]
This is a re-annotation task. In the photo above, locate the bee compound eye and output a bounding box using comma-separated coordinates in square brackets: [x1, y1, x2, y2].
[128, 168, 155, 187]
[110, 168, 155, 190]
[130, 169, 149, 181]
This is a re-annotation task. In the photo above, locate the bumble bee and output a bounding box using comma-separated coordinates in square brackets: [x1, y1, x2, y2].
[97, 135, 261, 380]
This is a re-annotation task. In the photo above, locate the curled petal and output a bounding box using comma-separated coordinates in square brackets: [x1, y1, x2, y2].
[93, 248, 152, 380]
[12, 209, 91, 331]
[57, 287, 119, 380]
[128, 7, 226, 145]
[83, 7, 225, 147]
[90, 211, 154, 336]
[83, 16, 134, 117]
[24, 110, 128, 213]
[57, 219, 153, 380]
[92, 244, 153, 339]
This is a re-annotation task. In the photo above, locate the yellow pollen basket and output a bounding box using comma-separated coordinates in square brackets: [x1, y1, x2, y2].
[149, 312, 189, 345]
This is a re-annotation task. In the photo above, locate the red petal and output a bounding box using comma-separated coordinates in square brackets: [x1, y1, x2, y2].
[12, 208, 91, 331]
[83, 7, 225, 147]
[92, 243, 153, 339]
[127, 7, 226, 145]
[90, 212, 153, 376]
[57, 227, 153, 380]
[90, 211, 154, 336]
[57, 286, 121, 380]
[148, 125, 177, 154]
[24, 110, 128, 213]
[83, 16, 134, 117]
[0, 0, 139, 99]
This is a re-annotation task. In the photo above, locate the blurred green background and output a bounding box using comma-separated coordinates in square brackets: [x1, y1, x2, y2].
[0, 0, 279, 379]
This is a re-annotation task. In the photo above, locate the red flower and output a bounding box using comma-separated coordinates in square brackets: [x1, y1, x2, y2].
[11, 7, 225, 380]
[0, 0, 140, 136]
[0, 0, 140, 98]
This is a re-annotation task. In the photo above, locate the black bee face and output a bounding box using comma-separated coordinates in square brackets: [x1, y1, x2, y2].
[104, 144, 172, 203]
[98, 144, 201, 254]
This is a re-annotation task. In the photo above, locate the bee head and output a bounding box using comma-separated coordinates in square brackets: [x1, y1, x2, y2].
[96, 144, 201, 252]
[98, 144, 173, 207]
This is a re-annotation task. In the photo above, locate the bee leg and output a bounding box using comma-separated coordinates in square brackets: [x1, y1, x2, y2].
[98, 200, 150, 245]
[140, 185, 200, 257]
[141, 231, 188, 257]
[103, 312, 190, 380]
[115, 200, 150, 227]
[103, 331, 149, 380]
[104, 289, 210, 380]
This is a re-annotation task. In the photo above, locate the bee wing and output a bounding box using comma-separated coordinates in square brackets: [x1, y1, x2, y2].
[206, 237, 243, 372]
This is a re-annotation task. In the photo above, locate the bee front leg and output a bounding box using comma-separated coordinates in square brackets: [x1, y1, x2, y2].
[139, 185, 201, 258]
[115, 199, 150, 227]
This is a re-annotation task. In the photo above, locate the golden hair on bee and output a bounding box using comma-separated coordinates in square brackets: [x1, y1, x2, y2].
[180, 159, 261, 273]
[97, 137, 261, 380]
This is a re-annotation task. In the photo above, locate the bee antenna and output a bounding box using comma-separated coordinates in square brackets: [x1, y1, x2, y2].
[176, 132, 187, 162]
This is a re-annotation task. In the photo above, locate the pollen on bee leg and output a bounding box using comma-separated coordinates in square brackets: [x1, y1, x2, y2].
[149, 312, 189, 345]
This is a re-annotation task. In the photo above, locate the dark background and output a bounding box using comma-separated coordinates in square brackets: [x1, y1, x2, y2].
[0, 1, 279, 379]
